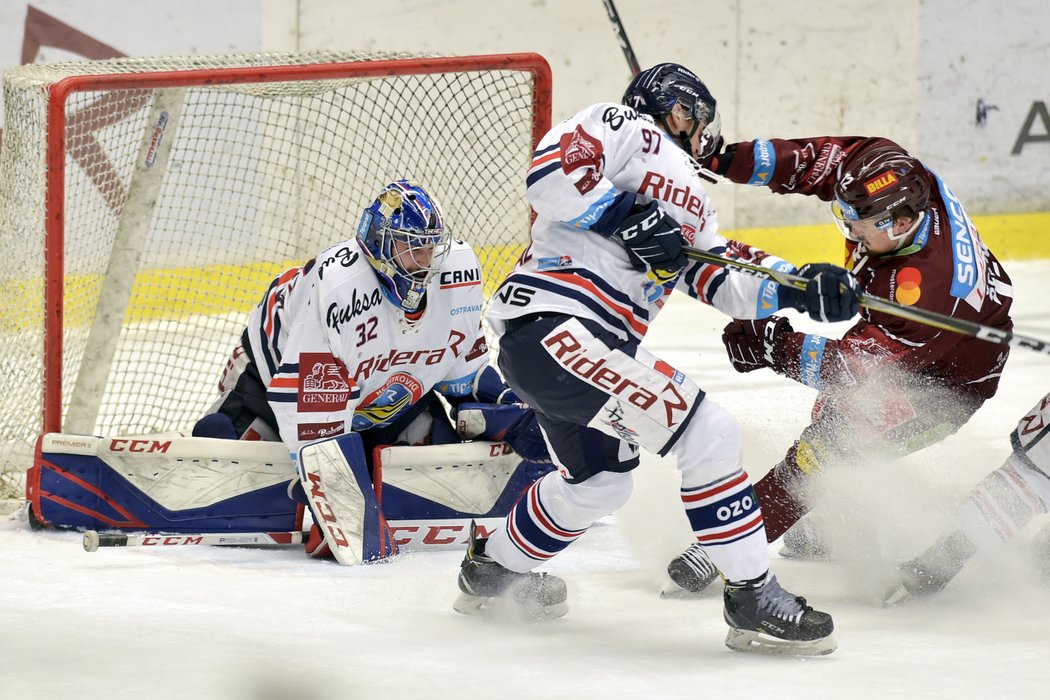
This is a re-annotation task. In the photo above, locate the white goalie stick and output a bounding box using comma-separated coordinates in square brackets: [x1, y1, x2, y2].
[83, 530, 306, 551]
[684, 246, 1050, 356]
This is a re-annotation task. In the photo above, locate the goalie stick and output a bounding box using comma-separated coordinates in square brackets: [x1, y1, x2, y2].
[684, 246, 1050, 356]
[83, 530, 306, 551]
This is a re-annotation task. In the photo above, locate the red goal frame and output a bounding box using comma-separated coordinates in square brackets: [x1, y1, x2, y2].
[39, 52, 553, 437]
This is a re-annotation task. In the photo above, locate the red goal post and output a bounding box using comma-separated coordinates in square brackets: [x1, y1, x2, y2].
[0, 51, 552, 504]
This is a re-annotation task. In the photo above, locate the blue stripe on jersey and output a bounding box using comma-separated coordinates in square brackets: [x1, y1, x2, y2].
[759, 260, 795, 316]
[527, 266, 651, 323]
[797, 334, 828, 390]
[265, 392, 297, 403]
[931, 171, 979, 300]
[533, 143, 559, 157]
[567, 266, 650, 317]
[567, 188, 619, 229]
[747, 139, 776, 186]
[257, 316, 277, 379]
[507, 273, 646, 339]
[526, 161, 561, 189]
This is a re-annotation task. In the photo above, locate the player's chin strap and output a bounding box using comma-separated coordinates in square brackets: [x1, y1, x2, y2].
[658, 114, 720, 184]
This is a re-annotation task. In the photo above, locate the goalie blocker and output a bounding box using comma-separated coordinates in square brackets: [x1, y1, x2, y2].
[29, 432, 552, 564]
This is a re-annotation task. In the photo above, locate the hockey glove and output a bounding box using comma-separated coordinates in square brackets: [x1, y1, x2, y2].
[593, 195, 686, 280]
[722, 317, 793, 373]
[779, 263, 861, 323]
[700, 136, 737, 177]
[455, 402, 552, 463]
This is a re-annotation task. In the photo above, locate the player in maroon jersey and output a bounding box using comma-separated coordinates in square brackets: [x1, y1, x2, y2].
[665, 136, 1015, 594]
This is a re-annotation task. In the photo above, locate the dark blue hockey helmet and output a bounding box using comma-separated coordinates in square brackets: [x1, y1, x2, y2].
[622, 63, 721, 161]
[356, 179, 450, 314]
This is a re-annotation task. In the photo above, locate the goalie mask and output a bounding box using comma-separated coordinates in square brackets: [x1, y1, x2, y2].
[622, 62, 722, 163]
[831, 147, 931, 247]
[357, 179, 451, 315]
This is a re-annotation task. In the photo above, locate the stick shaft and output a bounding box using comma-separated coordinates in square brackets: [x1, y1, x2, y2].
[83, 530, 305, 551]
[602, 0, 641, 76]
[682, 246, 1050, 356]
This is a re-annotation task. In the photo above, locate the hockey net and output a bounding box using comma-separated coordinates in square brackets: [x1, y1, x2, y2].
[0, 51, 551, 506]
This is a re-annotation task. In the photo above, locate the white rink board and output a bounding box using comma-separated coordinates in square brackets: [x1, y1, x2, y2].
[1, 261, 1049, 699]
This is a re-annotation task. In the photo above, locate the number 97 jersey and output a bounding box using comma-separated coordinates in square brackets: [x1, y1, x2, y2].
[488, 101, 791, 344]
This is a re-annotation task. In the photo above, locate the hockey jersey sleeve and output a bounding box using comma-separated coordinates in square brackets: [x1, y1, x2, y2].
[263, 270, 364, 455]
[720, 135, 900, 201]
[432, 322, 493, 405]
[523, 103, 799, 320]
[721, 135, 1013, 394]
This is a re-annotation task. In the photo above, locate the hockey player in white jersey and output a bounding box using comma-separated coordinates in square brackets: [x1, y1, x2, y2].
[885, 390, 1050, 603]
[452, 63, 861, 655]
[195, 179, 546, 557]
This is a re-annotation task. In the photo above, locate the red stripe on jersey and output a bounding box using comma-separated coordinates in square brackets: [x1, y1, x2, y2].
[508, 513, 551, 560]
[695, 512, 765, 544]
[264, 267, 301, 338]
[528, 483, 582, 539]
[693, 264, 720, 304]
[539, 271, 649, 335]
[439, 280, 483, 289]
[681, 471, 750, 503]
[530, 150, 561, 169]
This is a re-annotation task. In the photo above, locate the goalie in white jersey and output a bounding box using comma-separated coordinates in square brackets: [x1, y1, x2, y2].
[195, 179, 545, 557]
[452, 64, 863, 655]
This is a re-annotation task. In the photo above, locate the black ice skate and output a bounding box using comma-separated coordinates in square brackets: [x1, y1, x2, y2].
[883, 530, 977, 606]
[453, 522, 568, 621]
[664, 542, 721, 596]
[723, 573, 836, 655]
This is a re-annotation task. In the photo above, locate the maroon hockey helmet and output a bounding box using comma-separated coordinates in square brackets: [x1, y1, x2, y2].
[834, 146, 931, 224]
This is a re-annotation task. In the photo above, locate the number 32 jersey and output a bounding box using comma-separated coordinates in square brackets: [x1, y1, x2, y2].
[245, 239, 490, 453]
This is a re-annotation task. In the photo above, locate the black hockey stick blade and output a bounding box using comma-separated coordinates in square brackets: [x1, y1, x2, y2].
[682, 246, 1050, 356]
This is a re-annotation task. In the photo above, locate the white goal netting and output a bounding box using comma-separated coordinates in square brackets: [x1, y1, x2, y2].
[0, 50, 550, 504]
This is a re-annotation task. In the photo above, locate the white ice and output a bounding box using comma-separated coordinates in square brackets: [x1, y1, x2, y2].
[3, 261, 1049, 700]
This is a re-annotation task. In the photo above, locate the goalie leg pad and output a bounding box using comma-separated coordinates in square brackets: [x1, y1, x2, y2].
[297, 433, 397, 565]
[29, 434, 301, 533]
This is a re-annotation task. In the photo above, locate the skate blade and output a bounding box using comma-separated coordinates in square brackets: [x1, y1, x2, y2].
[724, 628, 837, 656]
[776, 544, 830, 561]
[881, 582, 913, 608]
[453, 592, 568, 622]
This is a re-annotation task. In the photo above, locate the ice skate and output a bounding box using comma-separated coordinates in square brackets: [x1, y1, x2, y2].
[723, 573, 836, 655]
[884, 530, 976, 606]
[664, 542, 721, 596]
[777, 517, 830, 560]
[453, 522, 567, 621]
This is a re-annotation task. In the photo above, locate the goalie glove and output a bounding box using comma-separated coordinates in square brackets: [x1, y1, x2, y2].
[722, 317, 793, 373]
[455, 402, 551, 463]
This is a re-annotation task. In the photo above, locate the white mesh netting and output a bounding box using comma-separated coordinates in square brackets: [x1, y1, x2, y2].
[0, 50, 546, 503]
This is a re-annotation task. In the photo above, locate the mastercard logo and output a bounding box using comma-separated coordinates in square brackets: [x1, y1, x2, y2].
[895, 266, 921, 305]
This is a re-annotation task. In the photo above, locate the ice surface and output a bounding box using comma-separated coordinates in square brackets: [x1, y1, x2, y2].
[3, 262, 1049, 699]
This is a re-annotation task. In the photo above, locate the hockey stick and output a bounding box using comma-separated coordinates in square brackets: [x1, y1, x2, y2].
[683, 246, 1050, 356]
[602, 0, 641, 76]
[82, 530, 306, 551]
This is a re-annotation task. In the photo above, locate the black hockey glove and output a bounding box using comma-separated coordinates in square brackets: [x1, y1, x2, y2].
[779, 263, 861, 323]
[608, 200, 686, 280]
[722, 317, 793, 373]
